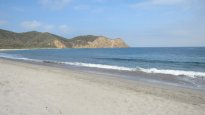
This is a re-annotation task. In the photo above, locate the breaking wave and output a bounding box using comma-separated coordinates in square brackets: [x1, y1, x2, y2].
[57, 61, 205, 78]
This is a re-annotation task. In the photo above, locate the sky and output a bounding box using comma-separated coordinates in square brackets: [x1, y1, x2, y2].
[0, 0, 205, 47]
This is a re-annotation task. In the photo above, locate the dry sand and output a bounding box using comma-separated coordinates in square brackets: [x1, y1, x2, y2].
[0, 58, 205, 115]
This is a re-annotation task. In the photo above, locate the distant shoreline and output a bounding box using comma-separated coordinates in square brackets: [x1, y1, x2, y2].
[0, 48, 63, 51]
[0, 47, 131, 51]
[1, 47, 205, 51]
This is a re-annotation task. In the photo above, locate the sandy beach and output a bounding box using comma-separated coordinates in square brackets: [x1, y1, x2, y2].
[0, 58, 205, 115]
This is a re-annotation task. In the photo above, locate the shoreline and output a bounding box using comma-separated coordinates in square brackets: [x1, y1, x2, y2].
[0, 58, 205, 114]
[0, 47, 130, 51]
[1, 57, 205, 98]
[0, 48, 61, 51]
[1, 54, 204, 91]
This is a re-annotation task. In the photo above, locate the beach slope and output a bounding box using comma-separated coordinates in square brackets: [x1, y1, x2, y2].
[0, 59, 205, 115]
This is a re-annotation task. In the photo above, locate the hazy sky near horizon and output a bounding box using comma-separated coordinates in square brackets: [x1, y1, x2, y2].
[0, 0, 205, 47]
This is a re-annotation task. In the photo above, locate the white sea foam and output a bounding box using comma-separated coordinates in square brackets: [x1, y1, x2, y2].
[137, 67, 205, 78]
[61, 62, 205, 78]
[0, 53, 42, 62]
[16, 57, 43, 62]
[63, 62, 134, 71]
[0, 53, 19, 59]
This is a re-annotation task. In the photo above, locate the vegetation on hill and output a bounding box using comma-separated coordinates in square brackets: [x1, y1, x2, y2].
[0, 29, 128, 49]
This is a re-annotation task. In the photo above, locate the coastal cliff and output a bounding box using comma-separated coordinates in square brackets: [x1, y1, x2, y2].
[72, 36, 128, 48]
[0, 29, 128, 49]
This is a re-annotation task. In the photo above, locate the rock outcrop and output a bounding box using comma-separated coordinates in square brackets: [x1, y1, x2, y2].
[53, 40, 66, 48]
[73, 36, 128, 48]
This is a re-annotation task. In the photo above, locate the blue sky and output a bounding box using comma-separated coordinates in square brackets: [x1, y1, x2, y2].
[0, 0, 205, 47]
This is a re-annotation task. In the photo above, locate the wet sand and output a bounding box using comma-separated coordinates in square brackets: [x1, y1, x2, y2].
[0, 58, 205, 115]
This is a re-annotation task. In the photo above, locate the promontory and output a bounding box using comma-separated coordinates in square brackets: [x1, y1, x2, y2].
[0, 29, 128, 49]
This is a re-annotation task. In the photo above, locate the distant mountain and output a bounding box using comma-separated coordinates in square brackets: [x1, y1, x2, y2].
[0, 29, 128, 49]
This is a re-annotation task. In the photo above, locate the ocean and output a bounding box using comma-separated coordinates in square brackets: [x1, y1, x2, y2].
[1, 47, 205, 90]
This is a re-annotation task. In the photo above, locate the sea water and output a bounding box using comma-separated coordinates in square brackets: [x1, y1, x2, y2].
[1, 47, 205, 90]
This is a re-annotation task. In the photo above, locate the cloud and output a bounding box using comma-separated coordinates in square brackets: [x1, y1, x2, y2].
[59, 24, 70, 34]
[40, 0, 71, 10]
[21, 20, 41, 30]
[20, 20, 71, 35]
[0, 19, 8, 26]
